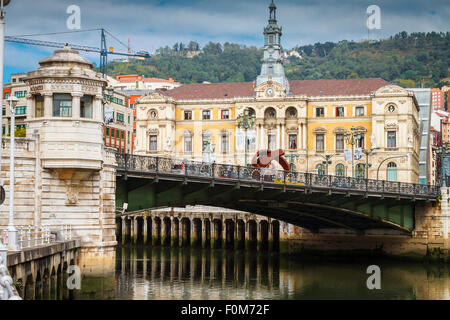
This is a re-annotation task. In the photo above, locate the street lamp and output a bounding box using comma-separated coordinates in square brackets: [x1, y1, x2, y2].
[6, 95, 18, 251]
[0, 0, 12, 201]
[344, 127, 362, 178]
[317, 154, 334, 175]
[363, 147, 379, 179]
[236, 108, 255, 167]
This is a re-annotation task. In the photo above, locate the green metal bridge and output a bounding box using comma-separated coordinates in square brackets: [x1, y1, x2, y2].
[115, 153, 440, 235]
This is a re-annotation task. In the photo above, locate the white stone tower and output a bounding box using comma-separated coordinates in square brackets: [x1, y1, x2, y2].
[256, 0, 289, 92]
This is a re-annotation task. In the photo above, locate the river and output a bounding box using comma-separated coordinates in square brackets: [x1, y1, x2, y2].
[67, 245, 450, 300]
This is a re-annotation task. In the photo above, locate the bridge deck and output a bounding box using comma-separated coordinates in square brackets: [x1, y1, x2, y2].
[116, 154, 439, 201]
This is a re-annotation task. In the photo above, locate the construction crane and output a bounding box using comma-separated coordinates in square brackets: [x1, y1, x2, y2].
[5, 28, 150, 77]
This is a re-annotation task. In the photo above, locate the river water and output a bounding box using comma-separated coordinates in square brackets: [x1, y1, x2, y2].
[71, 246, 450, 300]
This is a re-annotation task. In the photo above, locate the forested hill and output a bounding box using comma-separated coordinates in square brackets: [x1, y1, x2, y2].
[105, 32, 449, 88]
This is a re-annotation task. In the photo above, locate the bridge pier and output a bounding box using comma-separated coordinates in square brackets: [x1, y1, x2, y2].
[152, 217, 161, 246]
[181, 218, 191, 247]
[171, 217, 179, 247]
[143, 216, 148, 245]
[162, 217, 171, 246]
[116, 207, 281, 253]
[202, 218, 211, 248]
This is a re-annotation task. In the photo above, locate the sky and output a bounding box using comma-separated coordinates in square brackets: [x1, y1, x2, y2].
[2, 0, 449, 82]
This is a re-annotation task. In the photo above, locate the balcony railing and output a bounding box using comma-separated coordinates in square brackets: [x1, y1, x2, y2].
[116, 153, 440, 198]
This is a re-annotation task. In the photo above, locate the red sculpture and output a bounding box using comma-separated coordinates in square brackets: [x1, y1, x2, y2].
[251, 149, 290, 171]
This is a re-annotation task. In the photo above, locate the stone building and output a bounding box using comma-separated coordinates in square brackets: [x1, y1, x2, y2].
[0, 45, 117, 271]
[134, 1, 421, 183]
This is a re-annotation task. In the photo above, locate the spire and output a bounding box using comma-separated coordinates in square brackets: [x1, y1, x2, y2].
[256, 1, 289, 93]
[269, 0, 276, 22]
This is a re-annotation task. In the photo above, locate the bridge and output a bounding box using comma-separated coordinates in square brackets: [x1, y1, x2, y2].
[115, 153, 440, 235]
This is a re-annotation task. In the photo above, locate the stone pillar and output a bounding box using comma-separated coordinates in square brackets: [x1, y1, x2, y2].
[281, 123, 285, 150]
[171, 217, 179, 247]
[132, 217, 138, 245]
[26, 93, 33, 119]
[121, 217, 127, 245]
[202, 218, 209, 248]
[260, 125, 265, 149]
[221, 219, 226, 249]
[302, 122, 307, 150]
[190, 218, 197, 248]
[268, 219, 273, 251]
[72, 93, 82, 118]
[43, 92, 53, 117]
[152, 217, 160, 246]
[245, 220, 251, 249]
[93, 95, 103, 122]
[277, 124, 281, 149]
[298, 124, 303, 149]
[143, 216, 148, 245]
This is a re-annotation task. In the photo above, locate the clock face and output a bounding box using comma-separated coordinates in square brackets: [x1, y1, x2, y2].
[388, 105, 395, 113]
[266, 88, 274, 96]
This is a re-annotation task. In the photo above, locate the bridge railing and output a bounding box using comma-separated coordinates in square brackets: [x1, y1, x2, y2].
[116, 153, 440, 198]
[0, 225, 73, 250]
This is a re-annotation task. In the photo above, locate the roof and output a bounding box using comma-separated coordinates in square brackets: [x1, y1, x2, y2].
[159, 78, 389, 100]
[39, 45, 93, 68]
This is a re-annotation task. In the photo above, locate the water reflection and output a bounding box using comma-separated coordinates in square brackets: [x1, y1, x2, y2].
[26, 246, 450, 300]
[109, 246, 450, 300]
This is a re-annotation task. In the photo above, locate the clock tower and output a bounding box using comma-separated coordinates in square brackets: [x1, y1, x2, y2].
[256, 0, 289, 93]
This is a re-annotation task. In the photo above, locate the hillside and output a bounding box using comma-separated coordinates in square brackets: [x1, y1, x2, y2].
[105, 32, 449, 89]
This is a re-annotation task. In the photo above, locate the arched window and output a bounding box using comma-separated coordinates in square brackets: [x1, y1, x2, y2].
[316, 164, 325, 175]
[335, 164, 345, 177]
[355, 163, 365, 179]
[387, 162, 397, 182]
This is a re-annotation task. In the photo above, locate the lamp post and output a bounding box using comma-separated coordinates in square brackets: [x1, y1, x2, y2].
[363, 147, 379, 179]
[317, 154, 334, 175]
[376, 154, 409, 181]
[0, 0, 11, 192]
[237, 108, 255, 167]
[6, 95, 18, 251]
[344, 127, 362, 178]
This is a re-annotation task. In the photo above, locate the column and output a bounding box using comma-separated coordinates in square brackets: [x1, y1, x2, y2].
[256, 124, 260, 151]
[268, 220, 273, 251]
[277, 124, 281, 149]
[281, 123, 285, 150]
[43, 92, 53, 117]
[26, 94, 33, 119]
[171, 217, 178, 247]
[152, 216, 160, 246]
[93, 95, 103, 121]
[202, 218, 209, 249]
[302, 122, 307, 150]
[121, 217, 127, 245]
[245, 220, 250, 249]
[260, 125, 265, 149]
[132, 217, 138, 245]
[143, 217, 148, 245]
[257, 221, 262, 251]
[72, 93, 82, 118]
[298, 124, 303, 150]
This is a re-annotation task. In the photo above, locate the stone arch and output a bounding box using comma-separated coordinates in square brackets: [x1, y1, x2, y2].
[24, 273, 35, 300]
[171, 217, 180, 247]
[264, 107, 277, 119]
[192, 218, 202, 248]
[212, 219, 223, 249]
[236, 219, 245, 249]
[285, 106, 298, 119]
[203, 218, 211, 248]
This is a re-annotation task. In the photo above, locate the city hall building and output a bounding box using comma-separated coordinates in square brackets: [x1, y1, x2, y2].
[135, 1, 421, 183]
